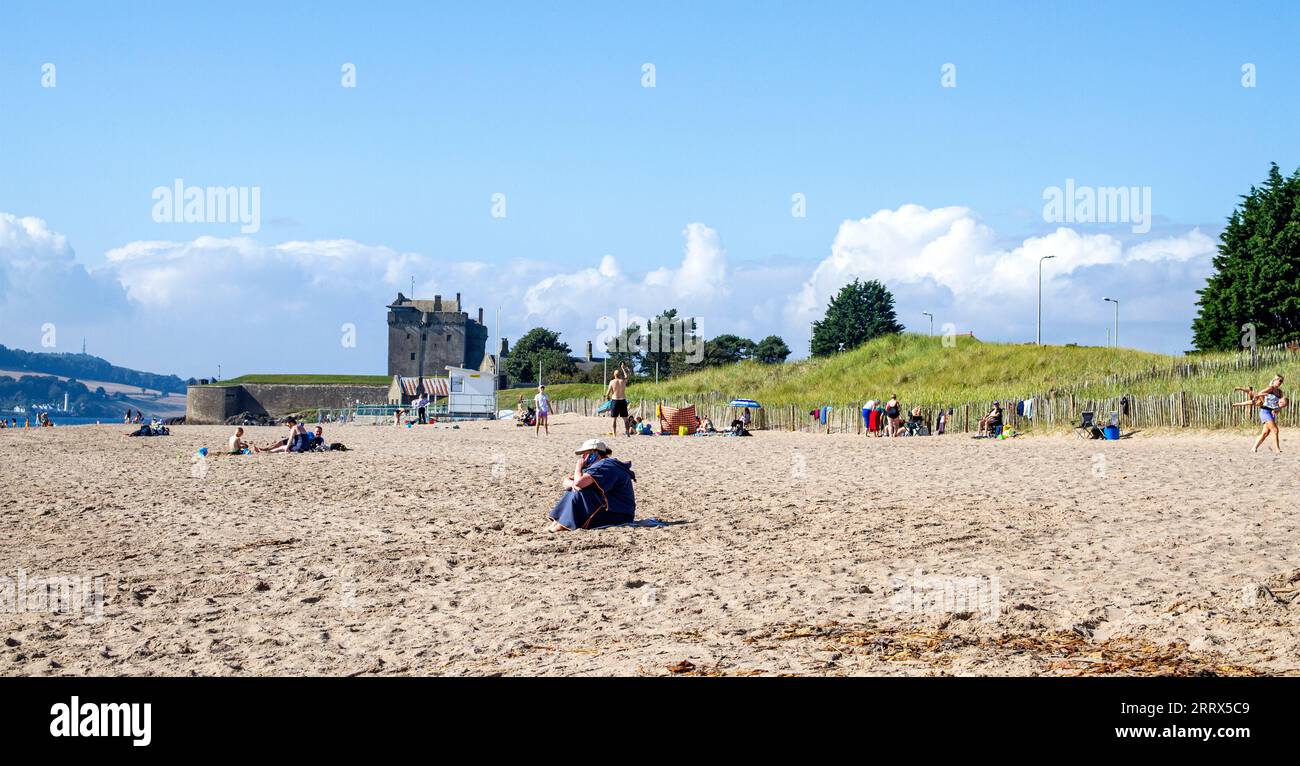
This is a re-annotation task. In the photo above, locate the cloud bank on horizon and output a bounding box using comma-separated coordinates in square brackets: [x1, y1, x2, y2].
[0, 208, 1216, 377]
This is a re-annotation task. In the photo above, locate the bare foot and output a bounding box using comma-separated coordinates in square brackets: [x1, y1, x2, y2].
[547, 521, 567, 533]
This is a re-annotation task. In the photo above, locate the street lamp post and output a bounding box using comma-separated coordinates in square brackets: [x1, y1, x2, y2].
[1037, 254, 1056, 345]
[922, 312, 934, 337]
[1103, 297, 1119, 347]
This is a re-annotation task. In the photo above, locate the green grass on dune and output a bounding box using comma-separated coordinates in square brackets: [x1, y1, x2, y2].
[500, 334, 1285, 407]
[209, 374, 391, 387]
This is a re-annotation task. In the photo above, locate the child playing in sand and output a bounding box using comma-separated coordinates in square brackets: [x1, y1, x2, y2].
[229, 427, 254, 454]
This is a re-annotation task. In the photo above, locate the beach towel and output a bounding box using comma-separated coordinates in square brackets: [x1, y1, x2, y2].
[605, 518, 669, 528]
[548, 457, 637, 530]
[658, 404, 697, 435]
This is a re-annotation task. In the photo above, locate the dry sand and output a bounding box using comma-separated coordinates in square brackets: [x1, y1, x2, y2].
[1, 416, 1298, 676]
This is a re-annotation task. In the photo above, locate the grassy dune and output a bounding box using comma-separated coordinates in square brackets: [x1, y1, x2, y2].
[500, 335, 1286, 407]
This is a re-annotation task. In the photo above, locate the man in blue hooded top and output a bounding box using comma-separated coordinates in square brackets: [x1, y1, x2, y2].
[547, 438, 637, 532]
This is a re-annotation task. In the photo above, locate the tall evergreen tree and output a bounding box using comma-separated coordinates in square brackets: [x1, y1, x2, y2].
[809, 279, 904, 356]
[1192, 163, 1300, 351]
[753, 335, 791, 364]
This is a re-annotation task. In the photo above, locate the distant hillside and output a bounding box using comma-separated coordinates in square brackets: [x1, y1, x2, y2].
[212, 374, 390, 387]
[0, 345, 186, 394]
[500, 334, 1290, 407]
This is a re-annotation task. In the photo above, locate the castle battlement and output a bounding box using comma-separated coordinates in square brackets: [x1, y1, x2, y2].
[386, 292, 489, 379]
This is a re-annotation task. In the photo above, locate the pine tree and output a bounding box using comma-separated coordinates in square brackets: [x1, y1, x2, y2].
[810, 279, 904, 356]
[1192, 163, 1300, 351]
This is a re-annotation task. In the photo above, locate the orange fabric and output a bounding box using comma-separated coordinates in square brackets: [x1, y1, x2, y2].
[659, 404, 697, 435]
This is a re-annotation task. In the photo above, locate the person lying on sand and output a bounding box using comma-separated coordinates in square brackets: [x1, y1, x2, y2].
[546, 438, 636, 532]
[298, 425, 325, 452]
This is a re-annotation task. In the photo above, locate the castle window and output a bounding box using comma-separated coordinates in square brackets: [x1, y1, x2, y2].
[446, 334, 452, 342]
[410, 353, 416, 361]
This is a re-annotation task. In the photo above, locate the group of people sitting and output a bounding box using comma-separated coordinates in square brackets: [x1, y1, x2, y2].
[860, 396, 929, 437]
[125, 418, 170, 437]
[227, 418, 334, 453]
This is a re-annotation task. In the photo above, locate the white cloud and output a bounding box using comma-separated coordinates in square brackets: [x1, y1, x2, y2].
[0, 208, 1221, 375]
[787, 206, 1217, 352]
[0, 213, 130, 341]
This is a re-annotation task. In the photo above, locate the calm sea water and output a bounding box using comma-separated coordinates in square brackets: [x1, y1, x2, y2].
[5, 416, 148, 426]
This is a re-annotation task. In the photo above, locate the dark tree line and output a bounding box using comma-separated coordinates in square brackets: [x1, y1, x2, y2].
[0, 345, 186, 394]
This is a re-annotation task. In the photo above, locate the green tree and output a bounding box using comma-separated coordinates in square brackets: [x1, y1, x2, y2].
[602, 321, 644, 375]
[643, 309, 701, 378]
[753, 335, 791, 364]
[506, 327, 576, 384]
[1192, 163, 1300, 351]
[701, 334, 756, 367]
[809, 279, 903, 356]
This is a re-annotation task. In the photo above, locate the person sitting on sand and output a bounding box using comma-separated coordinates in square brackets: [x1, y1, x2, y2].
[978, 401, 1003, 437]
[546, 438, 636, 532]
[266, 418, 308, 453]
[298, 425, 325, 452]
[228, 427, 254, 454]
[700, 416, 716, 433]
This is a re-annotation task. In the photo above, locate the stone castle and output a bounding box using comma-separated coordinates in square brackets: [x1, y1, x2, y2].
[387, 292, 504, 383]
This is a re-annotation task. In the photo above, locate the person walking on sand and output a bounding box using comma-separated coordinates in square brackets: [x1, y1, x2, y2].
[606, 362, 631, 437]
[534, 385, 551, 436]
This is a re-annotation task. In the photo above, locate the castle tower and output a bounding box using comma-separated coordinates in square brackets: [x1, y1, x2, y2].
[387, 292, 488, 378]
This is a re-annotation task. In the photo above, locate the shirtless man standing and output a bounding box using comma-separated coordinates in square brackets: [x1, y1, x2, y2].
[606, 362, 631, 437]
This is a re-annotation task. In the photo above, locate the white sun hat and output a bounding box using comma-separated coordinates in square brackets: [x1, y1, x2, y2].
[575, 438, 612, 455]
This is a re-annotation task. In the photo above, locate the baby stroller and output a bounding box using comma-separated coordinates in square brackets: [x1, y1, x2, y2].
[519, 406, 537, 427]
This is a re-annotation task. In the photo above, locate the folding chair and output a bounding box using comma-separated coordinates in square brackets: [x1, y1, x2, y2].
[1075, 411, 1101, 439]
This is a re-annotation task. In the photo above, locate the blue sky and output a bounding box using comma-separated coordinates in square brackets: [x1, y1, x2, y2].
[1, 2, 1297, 377]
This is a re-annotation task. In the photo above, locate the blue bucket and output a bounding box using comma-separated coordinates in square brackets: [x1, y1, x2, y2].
[1103, 425, 1120, 440]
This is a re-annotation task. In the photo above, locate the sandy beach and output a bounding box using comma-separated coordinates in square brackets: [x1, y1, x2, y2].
[1, 416, 1298, 676]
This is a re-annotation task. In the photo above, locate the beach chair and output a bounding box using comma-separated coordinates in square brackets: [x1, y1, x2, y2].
[1074, 411, 1102, 439]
